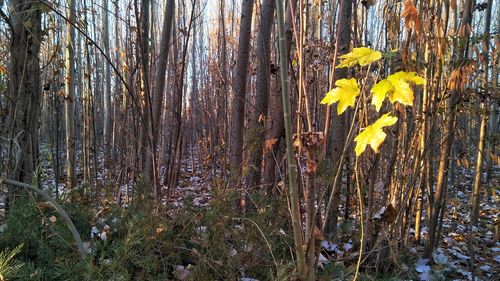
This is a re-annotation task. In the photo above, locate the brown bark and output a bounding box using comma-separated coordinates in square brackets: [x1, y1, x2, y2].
[471, 0, 492, 226]
[324, 0, 352, 239]
[145, 0, 175, 193]
[247, 0, 276, 189]
[5, 0, 42, 184]
[425, 0, 474, 258]
[262, 0, 298, 193]
[229, 0, 255, 186]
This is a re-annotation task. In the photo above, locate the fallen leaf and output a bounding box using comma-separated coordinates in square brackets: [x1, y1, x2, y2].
[173, 265, 190, 280]
[49, 216, 57, 223]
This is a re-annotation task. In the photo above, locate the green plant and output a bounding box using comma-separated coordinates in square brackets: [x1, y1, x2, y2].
[0, 244, 24, 280]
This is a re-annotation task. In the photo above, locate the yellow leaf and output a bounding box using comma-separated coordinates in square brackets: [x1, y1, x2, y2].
[49, 215, 57, 223]
[370, 71, 424, 111]
[371, 80, 392, 112]
[354, 113, 398, 156]
[320, 78, 360, 115]
[0, 65, 6, 75]
[337, 47, 382, 68]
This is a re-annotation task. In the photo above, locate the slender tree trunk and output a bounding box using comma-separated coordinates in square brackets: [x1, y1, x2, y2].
[218, 0, 229, 161]
[138, 0, 151, 174]
[247, 0, 276, 189]
[229, 0, 255, 186]
[426, 0, 474, 258]
[65, 0, 77, 189]
[145, 0, 175, 194]
[324, 0, 352, 239]
[102, 0, 112, 169]
[471, 0, 492, 226]
[262, 0, 298, 192]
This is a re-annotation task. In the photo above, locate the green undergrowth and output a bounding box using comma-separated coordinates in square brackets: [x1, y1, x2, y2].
[0, 182, 301, 280]
[0, 182, 420, 280]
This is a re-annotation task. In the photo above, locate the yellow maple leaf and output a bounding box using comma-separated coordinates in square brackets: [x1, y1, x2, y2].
[337, 47, 382, 68]
[354, 113, 398, 156]
[371, 71, 425, 111]
[320, 78, 360, 115]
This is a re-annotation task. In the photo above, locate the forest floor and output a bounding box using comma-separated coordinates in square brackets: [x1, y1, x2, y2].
[161, 147, 500, 280]
[170, 150, 500, 280]
[1, 144, 499, 280]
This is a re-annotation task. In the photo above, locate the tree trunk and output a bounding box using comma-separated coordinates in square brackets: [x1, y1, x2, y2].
[229, 0, 255, 186]
[138, 0, 151, 175]
[471, 0, 492, 226]
[425, 0, 474, 258]
[262, 0, 298, 193]
[145, 0, 175, 193]
[324, 0, 352, 239]
[64, 0, 77, 189]
[102, 0, 112, 168]
[275, 0, 307, 278]
[5, 0, 42, 184]
[247, 0, 276, 189]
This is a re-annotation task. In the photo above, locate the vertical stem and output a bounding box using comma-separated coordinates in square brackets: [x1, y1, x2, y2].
[276, 0, 306, 279]
[471, 0, 492, 225]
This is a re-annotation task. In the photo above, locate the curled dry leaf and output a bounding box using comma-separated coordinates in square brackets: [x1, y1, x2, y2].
[306, 160, 318, 175]
[401, 0, 420, 33]
[49, 215, 57, 223]
[313, 226, 324, 241]
[155, 224, 166, 236]
[264, 138, 278, 155]
[447, 63, 476, 91]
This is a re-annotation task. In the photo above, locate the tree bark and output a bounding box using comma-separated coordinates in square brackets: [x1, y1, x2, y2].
[102, 0, 112, 168]
[324, 0, 352, 239]
[64, 0, 76, 189]
[262, 0, 298, 193]
[425, 0, 474, 258]
[5, 0, 42, 185]
[145, 0, 175, 192]
[247, 0, 276, 189]
[229, 0, 255, 186]
[471, 0, 492, 226]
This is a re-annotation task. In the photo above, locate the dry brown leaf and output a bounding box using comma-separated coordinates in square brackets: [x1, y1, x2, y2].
[447, 63, 476, 91]
[264, 138, 278, 155]
[306, 160, 317, 175]
[156, 224, 166, 236]
[313, 226, 324, 241]
[401, 0, 420, 33]
[37, 201, 52, 211]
